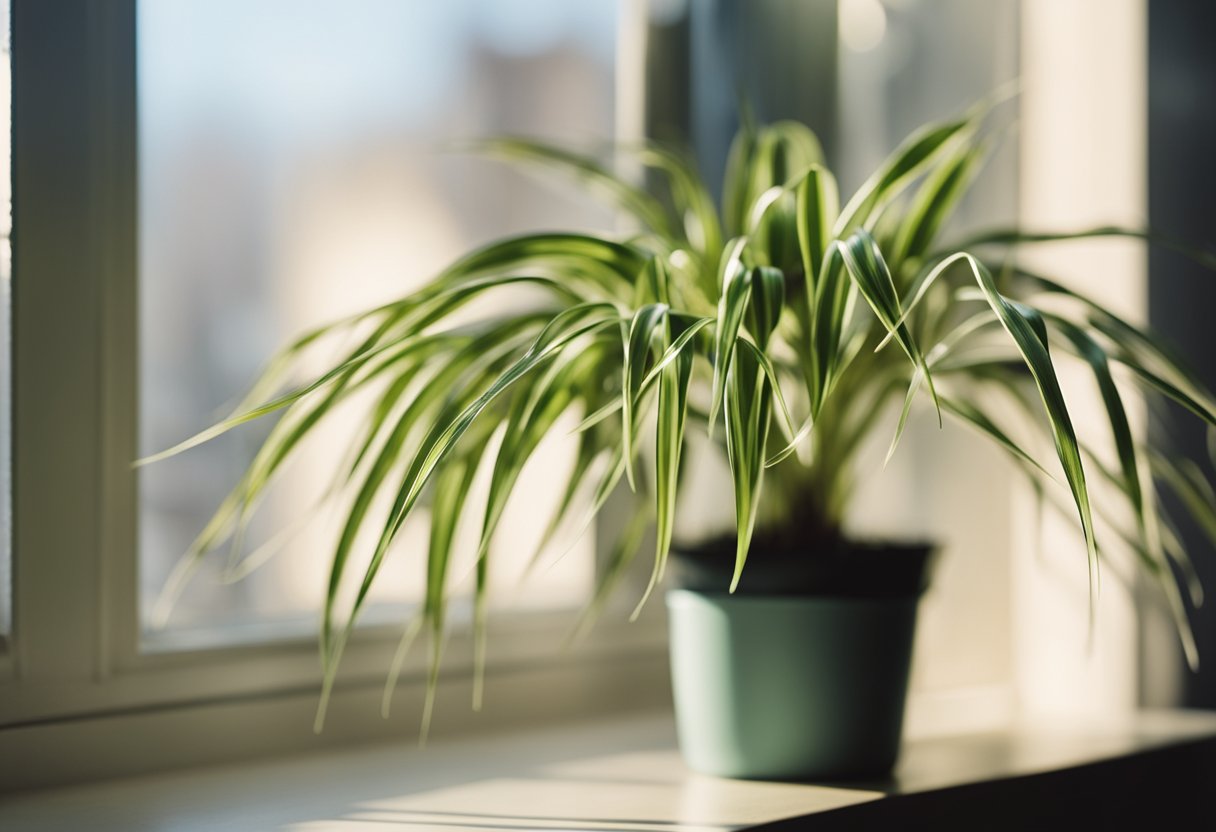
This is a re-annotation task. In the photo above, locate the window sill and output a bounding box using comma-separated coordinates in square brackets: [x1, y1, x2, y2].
[3, 708, 1215, 830]
[0, 616, 671, 791]
[0, 602, 668, 734]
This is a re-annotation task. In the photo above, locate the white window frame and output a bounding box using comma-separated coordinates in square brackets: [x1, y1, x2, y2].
[0, 0, 666, 790]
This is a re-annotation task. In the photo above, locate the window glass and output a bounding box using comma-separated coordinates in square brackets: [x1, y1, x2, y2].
[138, 0, 616, 642]
[836, 0, 1020, 708]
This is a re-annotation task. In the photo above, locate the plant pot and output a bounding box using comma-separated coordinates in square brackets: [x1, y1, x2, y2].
[666, 542, 933, 780]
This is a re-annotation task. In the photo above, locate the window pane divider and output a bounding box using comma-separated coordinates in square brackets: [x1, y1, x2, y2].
[10, 0, 134, 684]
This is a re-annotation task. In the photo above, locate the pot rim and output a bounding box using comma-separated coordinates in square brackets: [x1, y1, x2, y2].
[665, 587, 924, 607]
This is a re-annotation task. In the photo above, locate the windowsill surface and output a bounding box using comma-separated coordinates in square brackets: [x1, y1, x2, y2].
[3, 709, 1216, 831]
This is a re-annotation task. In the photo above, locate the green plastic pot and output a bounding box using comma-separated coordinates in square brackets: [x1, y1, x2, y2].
[666, 587, 922, 780]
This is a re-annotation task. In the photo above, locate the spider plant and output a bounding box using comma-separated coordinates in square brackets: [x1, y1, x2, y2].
[144, 96, 1216, 732]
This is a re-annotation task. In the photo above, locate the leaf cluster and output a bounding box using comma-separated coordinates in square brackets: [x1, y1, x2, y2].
[145, 98, 1216, 731]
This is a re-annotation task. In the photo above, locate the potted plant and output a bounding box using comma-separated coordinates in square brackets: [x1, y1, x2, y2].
[145, 99, 1216, 780]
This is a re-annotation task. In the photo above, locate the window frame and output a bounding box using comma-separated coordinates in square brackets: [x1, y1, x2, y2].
[0, 0, 666, 787]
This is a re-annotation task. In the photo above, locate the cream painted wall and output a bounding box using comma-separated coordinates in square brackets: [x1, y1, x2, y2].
[1015, 0, 1147, 721]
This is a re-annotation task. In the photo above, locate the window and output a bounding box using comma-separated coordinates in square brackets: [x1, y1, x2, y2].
[1, 3, 665, 789]
[0, 0, 1160, 791]
[836, 0, 1022, 731]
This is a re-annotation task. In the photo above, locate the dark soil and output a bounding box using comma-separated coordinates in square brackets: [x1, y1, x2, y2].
[671, 532, 937, 599]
